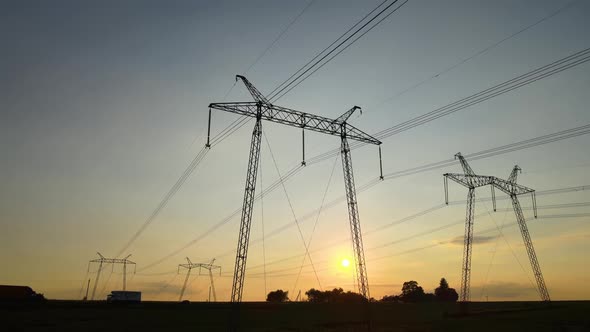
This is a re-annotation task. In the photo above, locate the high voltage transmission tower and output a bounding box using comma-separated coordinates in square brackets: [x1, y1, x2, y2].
[443, 153, 495, 302]
[444, 154, 550, 302]
[87, 252, 135, 300]
[208, 75, 382, 302]
[178, 258, 221, 302]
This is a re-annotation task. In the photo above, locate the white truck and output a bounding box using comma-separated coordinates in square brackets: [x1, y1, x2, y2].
[106, 291, 141, 303]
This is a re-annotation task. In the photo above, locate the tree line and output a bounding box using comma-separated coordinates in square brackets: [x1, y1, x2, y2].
[266, 278, 458, 303]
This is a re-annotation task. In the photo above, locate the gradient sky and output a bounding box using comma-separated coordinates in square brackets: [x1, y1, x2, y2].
[1, 0, 589, 302]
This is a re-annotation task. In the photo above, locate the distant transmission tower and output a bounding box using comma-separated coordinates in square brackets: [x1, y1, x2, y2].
[178, 258, 221, 302]
[87, 252, 136, 300]
[444, 154, 550, 302]
[208, 75, 382, 301]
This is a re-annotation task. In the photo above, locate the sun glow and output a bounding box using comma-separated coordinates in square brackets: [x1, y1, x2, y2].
[341, 259, 350, 268]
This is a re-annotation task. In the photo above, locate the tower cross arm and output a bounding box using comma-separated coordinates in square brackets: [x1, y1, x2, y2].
[444, 173, 495, 188]
[198, 264, 222, 275]
[493, 177, 535, 196]
[208, 102, 381, 145]
[334, 105, 360, 124]
[90, 257, 135, 264]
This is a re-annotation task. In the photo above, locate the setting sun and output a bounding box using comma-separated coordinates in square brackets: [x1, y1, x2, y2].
[341, 259, 350, 268]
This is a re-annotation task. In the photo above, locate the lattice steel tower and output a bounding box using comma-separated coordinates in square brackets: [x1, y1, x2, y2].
[444, 153, 495, 302]
[208, 76, 382, 301]
[87, 252, 135, 300]
[178, 257, 221, 302]
[444, 154, 550, 302]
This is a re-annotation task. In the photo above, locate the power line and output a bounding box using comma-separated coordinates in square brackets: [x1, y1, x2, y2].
[150, 46, 590, 267]
[372, 48, 590, 140]
[243, 0, 317, 75]
[115, 146, 209, 257]
[115, 107, 260, 257]
[369, 0, 582, 109]
[266, 0, 393, 99]
[115, 1, 320, 259]
[381, 124, 590, 180]
[241, 208, 589, 280]
[142, 61, 590, 269]
[479, 199, 510, 301]
[209, 116, 250, 145]
[137, 164, 305, 272]
[238, 196, 590, 274]
[292, 153, 339, 294]
[153, 181, 588, 278]
[269, 0, 410, 102]
[263, 132, 323, 290]
[229, 127, 590, 257]
[118, 1, 587, 274]
[138, 122, 590, 271]
[300, 47, 590, 166]
[211, 1, 316, 122]
[364, 212, 575, 263]
[479, 199, 539, 298]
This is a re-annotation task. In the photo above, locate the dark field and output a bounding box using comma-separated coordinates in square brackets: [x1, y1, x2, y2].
[1, 300, 589, 331]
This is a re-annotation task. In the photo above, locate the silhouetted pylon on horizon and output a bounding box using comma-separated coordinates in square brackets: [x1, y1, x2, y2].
[178, 257, 221, 302]
[444, 154, 550, 302]
[207, 75, 383, 302]
[87, 252, 135, 300]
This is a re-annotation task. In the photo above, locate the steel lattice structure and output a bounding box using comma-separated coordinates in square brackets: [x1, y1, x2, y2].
[87, 252, 135, 300]
[340, 116, 370, 298]
[493, 166, 550, 302]
[444, 153, 495, 302]
[178, 258, 221, 302]
[208, 75, 382, 302]
[444, 154, 550, 302]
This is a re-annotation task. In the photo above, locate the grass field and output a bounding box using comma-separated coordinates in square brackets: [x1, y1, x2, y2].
[1, 300, 588, 331]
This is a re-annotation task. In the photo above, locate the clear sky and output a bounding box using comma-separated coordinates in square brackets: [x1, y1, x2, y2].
[1, 0, 589, 302]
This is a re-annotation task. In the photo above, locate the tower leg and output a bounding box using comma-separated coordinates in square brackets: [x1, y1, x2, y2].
[179, 268, 191, 301]
[341, 136, 370, 299]
[123, 261, 127, 291]
[511, 195, 551, 301]
[90, 260, 103, 300]
[84, 278, 90, 301]
[231, 114, 263, 302]
[209, 269, 217, 302]
[460, 188, 475, 302]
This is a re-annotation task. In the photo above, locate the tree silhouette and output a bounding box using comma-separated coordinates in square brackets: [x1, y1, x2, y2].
[381, 279, 457, 303]
[380, 294, 401, 302]
[305, 288, 326, 303]
[266, 289, 289, 302]
[400, 280, 426, 302]
[305, 288, 365, 303]
[401, 281, 422, 296]
[434, 278, 458, 302]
